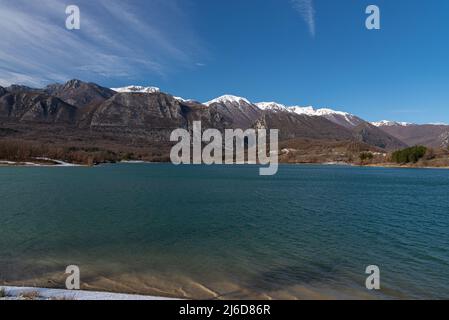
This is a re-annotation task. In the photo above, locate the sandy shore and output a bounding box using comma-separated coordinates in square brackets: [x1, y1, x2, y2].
[0, 286, 177, 300]
[363, 163, 449, 170]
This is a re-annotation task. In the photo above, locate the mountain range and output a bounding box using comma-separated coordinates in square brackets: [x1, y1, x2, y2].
[0, 79, 448, 163]
[371, 121, 449, 149]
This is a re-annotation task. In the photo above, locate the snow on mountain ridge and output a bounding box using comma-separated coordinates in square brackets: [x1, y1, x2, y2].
[255, 103, 362, 128]
[289, 106, 318, 116]
[111, 85, 161, 94]
[371, 120, 414, 127]
[255, 102, 287, 111]
[174, 96, 197, 103]
[372, 121, 449, 127]
[109, 89, 439, 128]
[314, 108, 350, 117]
[204, 95, 251, 106]
[254, 103, 326, 117]
[313, 108, 363, 127]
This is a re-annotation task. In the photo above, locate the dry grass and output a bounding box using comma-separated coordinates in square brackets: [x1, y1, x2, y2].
[19, 291, 41, 300]
[0, 134, 174, 165]
[278, 138, 379, 164]
[50, 295, 75, 300]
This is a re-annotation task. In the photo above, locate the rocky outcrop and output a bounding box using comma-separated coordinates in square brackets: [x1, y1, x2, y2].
[0, 86, 7, 97]
[5, 85, 41, 93]
[352, 122, 408, 151]
[45, 79, 115, 109]
[89, 92, 186, 128]
[439, 131, 449, 149]
[205, 96, 263, 129]
[0, 92, 77, 124]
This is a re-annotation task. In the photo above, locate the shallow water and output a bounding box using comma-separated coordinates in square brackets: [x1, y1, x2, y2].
[1, 164, 448, 299]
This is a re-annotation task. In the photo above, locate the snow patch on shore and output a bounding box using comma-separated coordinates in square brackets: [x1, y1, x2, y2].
[1, 286, 176, 301]
[35, 157, 82, 167]
[0, 158, 81, 167]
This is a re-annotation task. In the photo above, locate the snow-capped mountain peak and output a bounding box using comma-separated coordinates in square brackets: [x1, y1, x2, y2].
[204, 95, 251, 106]
[314, 108, 348, 116]
[371, 120, 414, 127]
[255, 102, 287, 111]
[314, 108, 363, 127]
[289, 106, 317, 116]
[111, 85, 161, 94]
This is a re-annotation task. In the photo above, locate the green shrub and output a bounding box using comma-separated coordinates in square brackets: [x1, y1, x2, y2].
[391, 146, 427, 164]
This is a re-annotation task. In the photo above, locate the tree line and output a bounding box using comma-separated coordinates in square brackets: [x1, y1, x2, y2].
[391, 146, 427, 164]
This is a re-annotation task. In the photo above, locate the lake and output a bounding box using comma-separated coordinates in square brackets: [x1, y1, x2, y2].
[1, 164, 448, 299]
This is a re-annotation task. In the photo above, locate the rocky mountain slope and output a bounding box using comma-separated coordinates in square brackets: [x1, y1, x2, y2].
[255, 101, 405, 150]
[205, 95, 263, 129]
[0, 86, 7, 97]
[372, 121, 449, 149]
[0, 90, 76, 124]
[262, 108, 354, 142]
[352, 122, 408, 150]
[256, 103, 365, 128]
[45, 79, 115, 109]
[2, 79, 445, 163]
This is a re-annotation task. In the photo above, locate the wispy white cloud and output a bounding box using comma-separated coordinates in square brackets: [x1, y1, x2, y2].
[291, 0, 316, 37]
[0, 0, 203, 87]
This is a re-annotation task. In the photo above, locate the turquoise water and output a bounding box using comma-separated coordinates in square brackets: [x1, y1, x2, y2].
[1, 164, 448, 299]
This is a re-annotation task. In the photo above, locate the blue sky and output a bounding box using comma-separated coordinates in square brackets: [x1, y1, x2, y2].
[0, 0, 448, 123]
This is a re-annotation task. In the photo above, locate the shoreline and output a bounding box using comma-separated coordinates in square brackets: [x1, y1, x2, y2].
[1, 158, 449, 170]
[0, 158, 84, 167]
[363, 163, 449, 170]
[0, 286, 177, 301]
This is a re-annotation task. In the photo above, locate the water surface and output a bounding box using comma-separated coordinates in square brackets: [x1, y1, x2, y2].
[1, 164, 448, 299]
